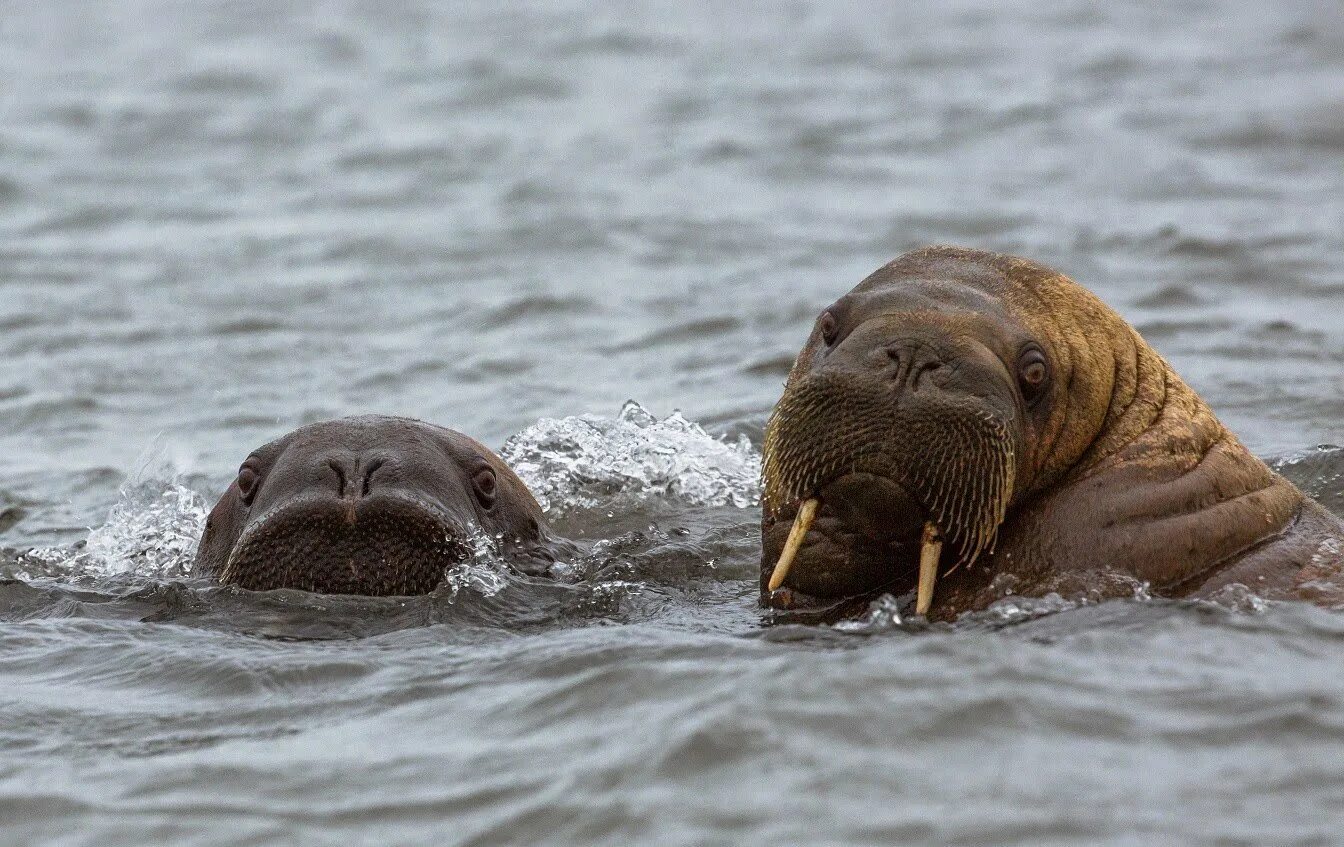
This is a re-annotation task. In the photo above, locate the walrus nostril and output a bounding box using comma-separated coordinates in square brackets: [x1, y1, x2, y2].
[880, 343, 945, 390]
[361, 458, 386, 498]
[324, 455, 388, 499]
[913, 359, 942, 388]
[326, 458, 349, 497]
[882, 345, 906, 386]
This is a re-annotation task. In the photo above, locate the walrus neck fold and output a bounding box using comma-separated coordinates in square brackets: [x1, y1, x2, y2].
[1009, 325, 1304, 593]
[1062, 325, 1190, 483]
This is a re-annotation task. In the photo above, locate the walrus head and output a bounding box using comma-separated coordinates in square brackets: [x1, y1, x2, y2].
[762, 245, 1305, 618]
[195, 416, 553, 595]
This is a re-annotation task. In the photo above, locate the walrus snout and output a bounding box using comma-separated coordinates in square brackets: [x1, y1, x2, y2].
[221, 493, 470, 595]
[761, 286, 1027, 612]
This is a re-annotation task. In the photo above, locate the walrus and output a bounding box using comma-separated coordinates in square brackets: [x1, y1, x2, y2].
[195, 415, 565, 595]
[761, 246, 1344, 621]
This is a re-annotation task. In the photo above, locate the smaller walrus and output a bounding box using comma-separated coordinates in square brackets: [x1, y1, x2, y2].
[762, 246, 1344, 620]
[195, 416, 565, 595]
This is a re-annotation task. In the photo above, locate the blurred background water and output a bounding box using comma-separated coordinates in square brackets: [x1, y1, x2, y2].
[1, 1, 1342, 844]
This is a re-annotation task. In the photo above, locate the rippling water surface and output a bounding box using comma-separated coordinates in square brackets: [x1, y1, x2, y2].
[2, 1, 1343, 844]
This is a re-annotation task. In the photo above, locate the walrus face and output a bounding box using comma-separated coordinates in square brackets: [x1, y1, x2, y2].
[195, 416, 548, 595]
[762, 255, 1055, 612]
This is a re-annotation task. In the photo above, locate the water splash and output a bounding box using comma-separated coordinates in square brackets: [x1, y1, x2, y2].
[982, 592, 1078, 624]
[442, 526, 511, 599]
[438, 524, 648, 615]
[1202, 583, 1271, 614]
[833, 593, 907, 632]
[500, 400, 761, 513]
[16, 435, 207, 581]
[79, 483, 207, 579]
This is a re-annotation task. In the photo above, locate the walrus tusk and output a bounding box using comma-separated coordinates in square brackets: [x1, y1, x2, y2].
[916, 522, 942, 616]
[768, 498, 819, 591]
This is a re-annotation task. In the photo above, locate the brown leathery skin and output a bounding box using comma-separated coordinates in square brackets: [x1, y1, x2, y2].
[762, 245, 1344, 620]
[195, 415, 566, 595]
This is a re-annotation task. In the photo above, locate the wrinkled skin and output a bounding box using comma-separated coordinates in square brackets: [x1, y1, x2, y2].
[195, 416, 565, 595]
[762, 246, 1344, 621]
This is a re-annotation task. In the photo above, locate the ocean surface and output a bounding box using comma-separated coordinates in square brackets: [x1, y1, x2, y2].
[2, 1, 1343, 844]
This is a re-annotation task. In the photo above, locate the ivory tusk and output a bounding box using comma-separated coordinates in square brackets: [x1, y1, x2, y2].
[767, 498, 819, 591]
[915, 522, 943, 616]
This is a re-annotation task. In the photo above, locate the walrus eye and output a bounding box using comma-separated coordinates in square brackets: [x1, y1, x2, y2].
[1017, 348, 1049, 401]
[237, 465, 261, 506]
[472, 467, 498, 509]
[818, 310, 839, 346]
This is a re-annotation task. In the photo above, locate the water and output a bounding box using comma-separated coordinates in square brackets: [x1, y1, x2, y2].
[2, 1, 1342, 843]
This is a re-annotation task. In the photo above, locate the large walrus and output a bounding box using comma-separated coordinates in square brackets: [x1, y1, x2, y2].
[762, 246, 1344, 621]
[195, 415, 565, 595]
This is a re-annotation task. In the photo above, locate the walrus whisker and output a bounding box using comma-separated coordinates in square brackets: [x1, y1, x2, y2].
[916, 522, 943, 616]
[768, 497, 820, 591]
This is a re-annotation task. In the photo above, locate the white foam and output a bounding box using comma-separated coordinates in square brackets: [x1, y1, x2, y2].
[55, 435, 207, 580]
[442, 527, 510, 599]
[833, 593, 906, 632]
[500, 400, 761, 513]
[983, 592, 1078, 624]
[1201, 583, 1271, 614]
[78, 482, 207, 578]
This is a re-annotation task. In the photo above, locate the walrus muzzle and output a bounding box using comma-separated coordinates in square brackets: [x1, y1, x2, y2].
[763, 357, 1020, 612]
[219, 493, 472, 595]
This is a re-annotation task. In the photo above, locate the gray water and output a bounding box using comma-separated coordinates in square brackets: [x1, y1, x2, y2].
[2, 1, 1343, 844]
